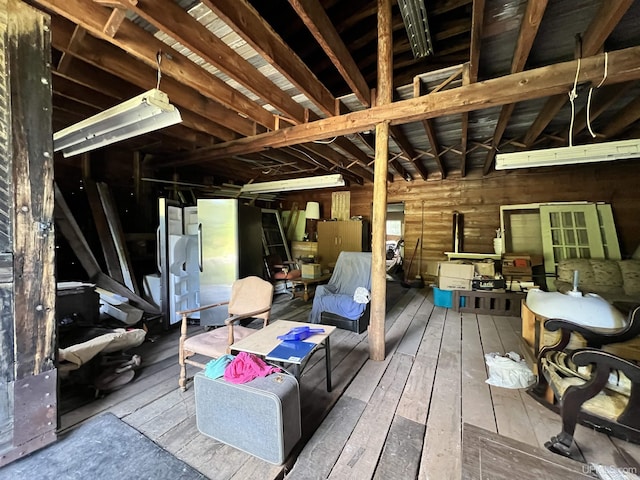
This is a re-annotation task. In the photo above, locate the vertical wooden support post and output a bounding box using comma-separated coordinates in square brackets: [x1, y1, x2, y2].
[370, 0, 392, 361]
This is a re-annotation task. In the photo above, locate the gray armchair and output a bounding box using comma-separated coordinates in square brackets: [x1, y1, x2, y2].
[308, 251, 372, 333]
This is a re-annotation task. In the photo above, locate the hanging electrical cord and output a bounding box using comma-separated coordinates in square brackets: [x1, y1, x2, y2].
[156, 51, 163, 90]
[568, 57, 581, 147]
[586, 51, 609, 138]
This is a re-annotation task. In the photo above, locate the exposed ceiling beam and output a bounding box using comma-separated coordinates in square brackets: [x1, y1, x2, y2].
[389, 125, 428, 180]
[50, 16, 247, 140]
[201, 0, 337, 117]
[599, 94, 640, 139]
[460, 66, 470, 177]
[150, 45, 640, 168]
[34, 0, 276, 130]
[522, 0, 633, 147]
[289, 0, 371, 107]
[421, 120, 445, 178]
[468, 0, 485, 84]
[128, 0, 307, 123]
[459, 0, 485, 176]
[432, 0, 473, 16]
[200, 0, 376, 181]
[482, 0, 548, 174]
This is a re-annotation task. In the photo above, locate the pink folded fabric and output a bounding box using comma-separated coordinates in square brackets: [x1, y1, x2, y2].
[223, 351, 281, 384]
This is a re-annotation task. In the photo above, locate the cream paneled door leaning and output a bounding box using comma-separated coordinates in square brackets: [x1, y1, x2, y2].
[539, 204, 620, 288]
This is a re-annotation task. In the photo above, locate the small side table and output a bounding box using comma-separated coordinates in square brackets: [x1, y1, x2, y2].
[291, 273, 332, 301]
[231, 319, 336, 391]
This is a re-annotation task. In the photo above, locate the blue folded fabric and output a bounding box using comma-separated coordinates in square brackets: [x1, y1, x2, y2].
[204, 354, 235, 379]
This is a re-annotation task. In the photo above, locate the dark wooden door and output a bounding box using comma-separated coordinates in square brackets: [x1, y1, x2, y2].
[0, 0, 56, 466]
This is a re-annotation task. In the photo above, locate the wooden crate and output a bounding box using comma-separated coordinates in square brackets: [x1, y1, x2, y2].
[452, 290, 524, 316]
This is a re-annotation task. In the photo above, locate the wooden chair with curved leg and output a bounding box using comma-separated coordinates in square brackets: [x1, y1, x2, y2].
[177, 276, 274, 391]
[531, 305, 640, 457]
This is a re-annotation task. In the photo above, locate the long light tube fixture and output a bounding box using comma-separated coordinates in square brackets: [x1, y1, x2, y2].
[398, 0, 434, 58]
[53, 89, 182, 157]
[240, 174, 345, 194]
[495, 138, 640, 170]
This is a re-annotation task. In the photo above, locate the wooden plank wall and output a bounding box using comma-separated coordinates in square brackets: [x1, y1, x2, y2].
[284, 161, 640, 279]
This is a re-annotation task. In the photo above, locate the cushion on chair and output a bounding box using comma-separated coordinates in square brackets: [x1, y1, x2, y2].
[228, 276, 274, 320]
[308, 252, 372, 325]
[272, 270, 301, 280]
[183, 326, 257, 358]
[542, 356, 628, 421]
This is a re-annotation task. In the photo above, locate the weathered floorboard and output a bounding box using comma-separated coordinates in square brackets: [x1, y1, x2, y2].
[54, 287, 640, 479]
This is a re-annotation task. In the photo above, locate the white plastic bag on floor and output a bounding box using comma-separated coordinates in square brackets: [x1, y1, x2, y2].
[485, 352, 535, 389]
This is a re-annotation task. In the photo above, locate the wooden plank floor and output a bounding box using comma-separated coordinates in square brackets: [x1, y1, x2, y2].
[59, 285, 640, 479]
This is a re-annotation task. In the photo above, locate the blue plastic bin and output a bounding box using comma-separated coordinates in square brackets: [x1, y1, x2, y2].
[433, 287, 466, 308]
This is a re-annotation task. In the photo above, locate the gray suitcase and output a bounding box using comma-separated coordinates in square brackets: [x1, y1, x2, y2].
[194, 371, 301, 465]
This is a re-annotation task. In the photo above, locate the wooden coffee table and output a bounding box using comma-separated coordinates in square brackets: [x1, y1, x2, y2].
[230, 319, 336, 391]
[291, 273, 332, 301]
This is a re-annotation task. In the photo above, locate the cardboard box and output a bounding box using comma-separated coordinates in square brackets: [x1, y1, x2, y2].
[438, 262, 474, 290]
[301, 263, 322, 278]
[473, 261, 495, 277]
[502, 253, 543, 267]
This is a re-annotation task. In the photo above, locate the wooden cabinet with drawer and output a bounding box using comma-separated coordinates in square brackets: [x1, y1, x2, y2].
[317, 220, 369, 270]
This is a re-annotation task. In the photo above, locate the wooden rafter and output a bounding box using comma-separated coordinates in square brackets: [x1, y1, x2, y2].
[432, 0, 473, 16]
[482, 0, 548, 174]
[414, 75, 445, 178]
[50, 16, 249, 139]
[35, 0, 277, 130]
[94, 0, 137, 30]
[421, 119, 445, 178]
[390, 125, 428, 180]
[201, 0, 337, 117]
[128, 0, 306, 123]
[148, 45, 640, 168]
[522, 0, 633, 147]
[460, 0, 484, 176]
[288, 0, 371, 107]
[57, 25, 86, 73]
[600, 94, 640, 139]
[198, 0, 377, 181]
[460, 63, 471, 177]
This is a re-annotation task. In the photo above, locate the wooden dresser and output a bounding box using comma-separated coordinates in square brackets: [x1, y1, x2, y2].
[317, 220, 369, 271]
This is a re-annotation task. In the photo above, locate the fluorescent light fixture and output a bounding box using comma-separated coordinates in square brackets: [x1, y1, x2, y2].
[398, 0, 434, 58]
[240, 174, 345, 194]
[53, 89, 182, 157]
[495, 138, 640, 170]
